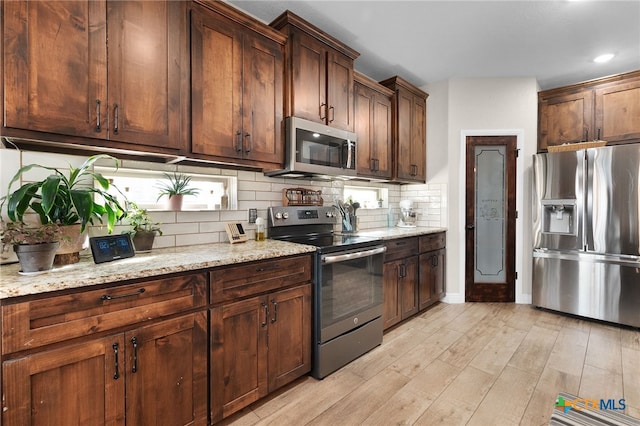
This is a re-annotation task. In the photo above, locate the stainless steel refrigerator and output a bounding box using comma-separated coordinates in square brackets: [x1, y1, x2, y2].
[532, 144, 640, 328]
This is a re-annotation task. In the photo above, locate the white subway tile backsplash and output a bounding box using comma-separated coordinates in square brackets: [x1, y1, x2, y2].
[1, 149, 447, 254]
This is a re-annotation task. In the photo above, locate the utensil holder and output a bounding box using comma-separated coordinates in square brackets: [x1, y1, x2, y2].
[342, 213, 357, 233]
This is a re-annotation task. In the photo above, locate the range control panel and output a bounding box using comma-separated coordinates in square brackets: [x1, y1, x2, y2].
[268, 206, 337, 227]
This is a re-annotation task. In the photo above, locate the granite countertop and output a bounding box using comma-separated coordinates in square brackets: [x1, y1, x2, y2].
[0, 226, 446, 300]
[0, 240, 317, 300]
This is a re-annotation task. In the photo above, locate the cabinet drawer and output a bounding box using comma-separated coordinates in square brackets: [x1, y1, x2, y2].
[384, 237, 418, 262]
[210, 255, 312, 303]
[419, 232, 446, 253]
[2, 273, 207, 355]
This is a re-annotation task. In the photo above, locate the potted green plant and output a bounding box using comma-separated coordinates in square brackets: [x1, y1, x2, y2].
[0, 222, 62, 273]
[156, 172, 200, 210]
[3, 154, 127, 265]
[124, 202, 162, 252]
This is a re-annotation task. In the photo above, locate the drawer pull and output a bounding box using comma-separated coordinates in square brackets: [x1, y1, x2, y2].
[112, 343, 120, 380]
[256, 264, 279, 272]
[101, 288, 146, 301]
[271, 300, 278, 323]
[261, 302, 269, 328]
[131, 337, 138, 373]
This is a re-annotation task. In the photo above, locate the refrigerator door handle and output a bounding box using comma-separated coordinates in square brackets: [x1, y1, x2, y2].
[533, 249, 640, 268]
[584, 149, 595, 252]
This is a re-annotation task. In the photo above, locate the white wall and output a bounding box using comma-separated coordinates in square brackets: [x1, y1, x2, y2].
[425, 77, 538, 303]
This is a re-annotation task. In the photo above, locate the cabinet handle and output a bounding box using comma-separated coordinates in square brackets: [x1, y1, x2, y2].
[261, 302, 269, 327]
[370, 158, 376, 171]
[245, 133, 251, 153]
[236, 131, 242, 152]
[112, 343, 120, 380]
[584, 128, 588, 142]
[100, 288, 145, 301]
[329, 106, 335, 123]
[95, 99, 102, 132]
[320, 103, 327, 120]
[597, 128, 601, 140]
[399, 263, 406, 278]
[131, 337, 138, 373]
[271, 300, 278, 323]
[113, 103, 119, 135]
[256, 264, 280, 272]
[432, 255, 438, 267]
[375, 159, 380, 172]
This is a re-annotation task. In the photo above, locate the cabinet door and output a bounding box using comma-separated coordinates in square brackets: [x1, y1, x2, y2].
[210, 296, 268, 423]
[595, 79, 640, 143]
[326, 50, 355, 131]
[3, 335, 125, 425]
[191, 7, 243, 159]
[3, 1, 107, 138]
[125, 312, 208, 426]
[106, 0, 182, 149]
[355, 82, 392, 179]
[290, 30, 327, 124]
[410, 95, 427, 182]
[267, 284, 312, 391]
[242, 30, 284, 165]
[539, 90, 594, 150]
[400, 256, 419, 320]
[395, 89, 415, 181]
[382, 260, 401, 330]
[419, 249, 446, 310]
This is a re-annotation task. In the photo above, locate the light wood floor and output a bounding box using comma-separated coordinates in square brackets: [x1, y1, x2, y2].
[220, 303, 640, 425]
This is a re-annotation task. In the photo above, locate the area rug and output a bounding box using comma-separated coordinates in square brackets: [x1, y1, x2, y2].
[551, 392, 640, 425]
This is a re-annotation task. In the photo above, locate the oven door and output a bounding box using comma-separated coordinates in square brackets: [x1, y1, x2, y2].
[318, 245, 386, 343]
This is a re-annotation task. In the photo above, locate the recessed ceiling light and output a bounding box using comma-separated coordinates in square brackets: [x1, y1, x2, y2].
[594, 53, 615, 63]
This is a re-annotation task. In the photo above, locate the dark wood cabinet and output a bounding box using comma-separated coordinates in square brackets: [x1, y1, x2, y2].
[538, 70, 640, 152]
[190, 2, 285, 169]
[379, 76, 428, 183]
[209, 255, 313, 423]
[382, 237, 419, 330]
[595, 77, 640, 143]
[3, 0, 184, 151]
[354, 72, 394, 179]
[538, 90, 594, 150]
[418, 232, 446, 310]
[271, 11, 359, 132]
[1, 269, 209, 426]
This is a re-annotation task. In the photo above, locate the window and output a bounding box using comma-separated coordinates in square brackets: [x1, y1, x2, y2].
[95, 166, 237, 211]
[343, 185, 387, 209]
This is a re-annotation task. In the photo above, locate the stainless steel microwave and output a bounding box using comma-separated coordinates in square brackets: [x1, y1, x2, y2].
[265, 117, 357, 178]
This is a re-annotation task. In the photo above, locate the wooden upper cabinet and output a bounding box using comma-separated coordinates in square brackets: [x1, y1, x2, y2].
[538, 70, 640, 152]
[271, 11, 359, 132]
[355, 72, 393, 179]
[2, 0, 183, 150]
[3, 1, 107, 139]
[190, 2, 284, 168]
[595, 77, 640, 143]
[538, 90, 594, 150]
[106, 0, 183, 149]
[380, 76, 428, 183]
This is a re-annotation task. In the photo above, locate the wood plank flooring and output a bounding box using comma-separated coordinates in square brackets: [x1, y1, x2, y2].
[218, 303, 640, 426]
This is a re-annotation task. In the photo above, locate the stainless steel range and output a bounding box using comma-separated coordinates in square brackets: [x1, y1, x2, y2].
[268, 206, 386, 379]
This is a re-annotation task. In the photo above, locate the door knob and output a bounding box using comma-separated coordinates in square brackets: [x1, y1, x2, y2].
[466, 224, 475, 230]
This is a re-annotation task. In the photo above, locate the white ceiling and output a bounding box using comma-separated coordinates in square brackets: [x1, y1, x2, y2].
[227, 0, 640, 90]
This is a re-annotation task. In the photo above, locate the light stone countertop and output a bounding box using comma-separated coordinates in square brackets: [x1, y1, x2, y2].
[0, 226, 446, 300]
[0, 240, 317, 300]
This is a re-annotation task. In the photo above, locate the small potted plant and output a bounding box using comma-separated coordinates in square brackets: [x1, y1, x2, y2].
[124, 202, 162, 252]
[0, 221, 62, 273]
[156, 172, 200, 210]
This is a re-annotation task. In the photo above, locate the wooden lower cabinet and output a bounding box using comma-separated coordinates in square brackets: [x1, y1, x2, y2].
[2, 312, 208, 425]
[210, 284, 311, 423]
[383, 256, 419, 330]
[418, 248, 446, 310]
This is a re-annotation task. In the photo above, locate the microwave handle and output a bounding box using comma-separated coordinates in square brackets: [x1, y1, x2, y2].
[346, 141, 354, 169]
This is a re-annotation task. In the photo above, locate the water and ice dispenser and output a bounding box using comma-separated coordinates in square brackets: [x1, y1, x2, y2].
[541, 199, 576, 235]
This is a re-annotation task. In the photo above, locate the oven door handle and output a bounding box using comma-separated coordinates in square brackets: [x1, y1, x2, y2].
[321, 246, 386, 264]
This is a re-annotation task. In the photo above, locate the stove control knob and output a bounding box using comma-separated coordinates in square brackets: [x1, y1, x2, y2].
[326, 211, 334, 218]
[282, 212, 289, 219]
[275, 211, 283, 220]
